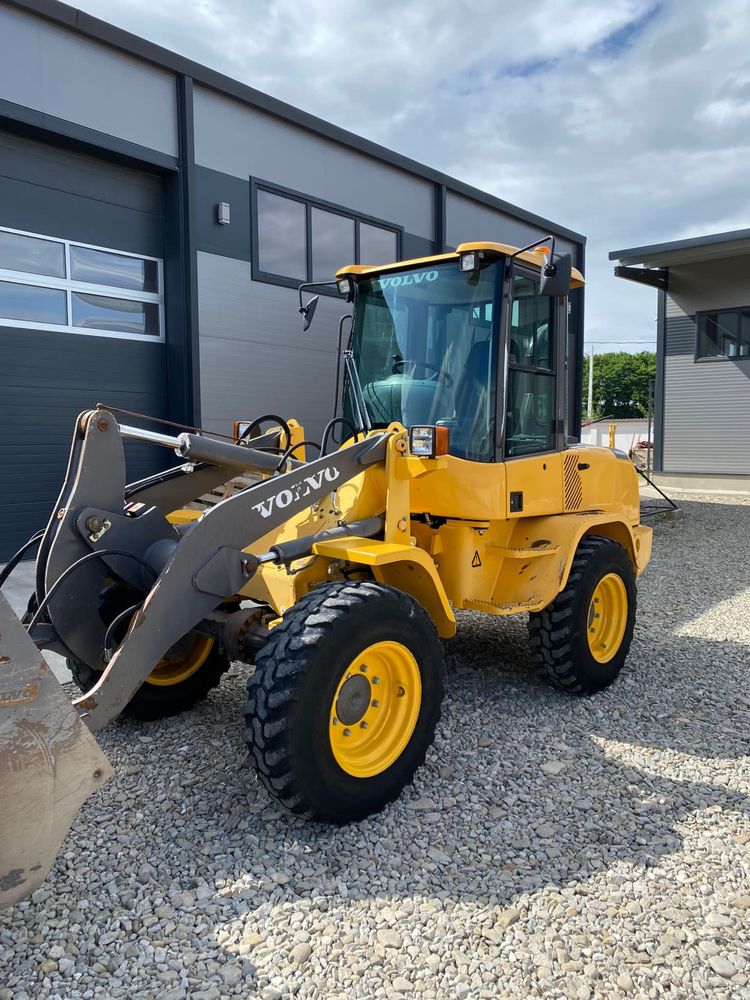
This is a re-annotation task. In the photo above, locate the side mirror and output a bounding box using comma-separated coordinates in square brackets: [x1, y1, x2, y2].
[540, 251, 572, 297]
[300, 294, 319, 331]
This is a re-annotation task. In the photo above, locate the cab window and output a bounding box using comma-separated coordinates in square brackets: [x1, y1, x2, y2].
[505, 272, 556, 457]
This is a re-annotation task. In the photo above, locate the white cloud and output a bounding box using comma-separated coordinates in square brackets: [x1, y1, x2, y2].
[74, 0, 750, 353]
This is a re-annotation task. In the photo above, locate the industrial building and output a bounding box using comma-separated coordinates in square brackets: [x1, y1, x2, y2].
[611, 229, 750, 489]
[0, 0, 585, 558]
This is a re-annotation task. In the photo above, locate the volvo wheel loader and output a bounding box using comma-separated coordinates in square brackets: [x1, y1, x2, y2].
[0, 238, 652, 907]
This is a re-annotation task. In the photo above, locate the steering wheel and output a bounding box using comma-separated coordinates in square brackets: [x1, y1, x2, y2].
[392, 358, 454, 387]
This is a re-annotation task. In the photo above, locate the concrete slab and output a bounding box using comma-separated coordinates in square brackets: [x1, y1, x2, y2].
[1, 559, 69, 683]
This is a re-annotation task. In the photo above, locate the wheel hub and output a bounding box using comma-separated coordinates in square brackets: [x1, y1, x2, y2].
[329, 641, 422, 779]
[335, 674, 371, 725]
[586, 572, 628, 664]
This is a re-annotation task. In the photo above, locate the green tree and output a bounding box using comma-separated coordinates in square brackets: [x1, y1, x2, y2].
[582, 351, 656, 419]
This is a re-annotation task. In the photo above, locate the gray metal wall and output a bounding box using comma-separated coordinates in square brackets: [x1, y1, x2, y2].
[0, 3, 177, 155]
[197, 252, 345, 439]
[193, 85, 440, 439]
[446, 191, 578, 257]
[193, 87, 435, 239]
[662, 256, 750, 475]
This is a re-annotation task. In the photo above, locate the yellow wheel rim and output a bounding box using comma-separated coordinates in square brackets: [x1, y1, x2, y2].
[329, 641, 422, 778]
[144, 634, 214, 687]
[587, 573, 628, 664]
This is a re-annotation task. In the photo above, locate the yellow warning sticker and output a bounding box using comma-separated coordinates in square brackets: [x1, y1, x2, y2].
[471, 551, 482, 568]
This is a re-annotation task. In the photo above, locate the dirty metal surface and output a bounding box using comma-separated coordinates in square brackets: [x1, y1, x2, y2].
[0, 592, 112, 908]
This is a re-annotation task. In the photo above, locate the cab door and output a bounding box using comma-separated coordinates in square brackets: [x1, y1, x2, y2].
[500, 265, 566, 517]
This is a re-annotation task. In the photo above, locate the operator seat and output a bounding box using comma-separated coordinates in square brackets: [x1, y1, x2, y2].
[449, 340, 492, 461]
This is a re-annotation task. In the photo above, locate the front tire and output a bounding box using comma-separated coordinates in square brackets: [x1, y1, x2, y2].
[528, 535, 637, 695]
[245, 581, 444, 822]
[67, 635, 230, 721]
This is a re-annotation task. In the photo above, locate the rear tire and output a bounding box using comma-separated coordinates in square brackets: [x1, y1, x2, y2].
[245, 581, 444, 822]
[528, 535, 636, 695]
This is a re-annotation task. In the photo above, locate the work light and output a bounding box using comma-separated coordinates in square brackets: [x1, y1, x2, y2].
[408, 425, 450, 458]
[337, 276, 353, 297]
[459, 251, 480, 272]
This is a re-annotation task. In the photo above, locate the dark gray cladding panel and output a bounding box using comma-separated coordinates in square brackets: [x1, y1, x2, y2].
[0, 130, 163, 256]
[0, 129, 163, 213]
[193, 167, 251, 260]
[664, 315, 696, 356]
[0, 174, 163, 257]
[401, 233, 436, 260]
[0, 328, 169, 559]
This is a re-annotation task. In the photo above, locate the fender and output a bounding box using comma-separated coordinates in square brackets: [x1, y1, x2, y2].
[507, 512, 652, 607]
[312, 537, 456, 639]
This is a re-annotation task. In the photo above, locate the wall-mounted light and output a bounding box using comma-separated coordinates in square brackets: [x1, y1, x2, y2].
[217, 202, 231, 226]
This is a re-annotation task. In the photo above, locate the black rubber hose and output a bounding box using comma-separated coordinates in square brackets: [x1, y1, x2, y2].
[103, 601, 143, 662]
[27, 549, 158, 633]
[274, 440, 322, 474]
[320, 417, 359, 455]
[236, 414, 292, 450]
[0, 530, 44, 589]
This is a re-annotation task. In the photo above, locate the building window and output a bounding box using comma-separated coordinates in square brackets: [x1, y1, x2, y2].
[0, 226, 163, 342]
[505, 271, 556, 457]
[697, 307, 750, 359]
[252, 181, 401, 289]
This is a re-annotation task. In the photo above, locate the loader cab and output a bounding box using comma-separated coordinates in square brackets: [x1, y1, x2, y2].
[341, 243, 579, 462]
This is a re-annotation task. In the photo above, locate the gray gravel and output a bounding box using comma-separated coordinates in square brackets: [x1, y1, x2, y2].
[2, 492, 749, 999]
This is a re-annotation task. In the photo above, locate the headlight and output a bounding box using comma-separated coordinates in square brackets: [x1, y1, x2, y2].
[408, 425, 450, 458]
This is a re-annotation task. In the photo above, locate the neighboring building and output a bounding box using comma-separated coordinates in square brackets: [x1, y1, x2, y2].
[580, 417, 650, 454]
[610, 229, 750, 489]
[0, 0, 585, 558]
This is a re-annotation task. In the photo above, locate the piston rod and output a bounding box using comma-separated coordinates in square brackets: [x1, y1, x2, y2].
[119, 424, 300, 475]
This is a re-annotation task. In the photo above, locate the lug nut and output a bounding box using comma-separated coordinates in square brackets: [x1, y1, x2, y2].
[396, 685, 405, 698]
[371, 699, 380, 708]
[372, 677, 380, 685]
[332, 717, 339, 726]
[360, 664, 367, 672]
[360, 721, 368, 730]
[343, 728, 351, 737]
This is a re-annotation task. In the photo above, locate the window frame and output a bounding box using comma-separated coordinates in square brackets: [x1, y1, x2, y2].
[250, 178, 403, 293]
[0, 225, 164, 343]
[499, 262, 566, 461]
[694, 305, 750, 363]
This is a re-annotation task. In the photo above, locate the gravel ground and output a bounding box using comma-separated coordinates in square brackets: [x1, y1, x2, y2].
[2, 493, 749, 999]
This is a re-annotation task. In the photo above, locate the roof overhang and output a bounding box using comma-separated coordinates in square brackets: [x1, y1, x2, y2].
[609, 227, 750, 267]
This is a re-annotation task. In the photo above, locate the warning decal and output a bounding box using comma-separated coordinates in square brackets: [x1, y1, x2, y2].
[471, 551, 482, 568]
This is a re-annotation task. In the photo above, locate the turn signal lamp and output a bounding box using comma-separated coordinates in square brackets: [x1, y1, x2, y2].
[409, 425, 450, 458]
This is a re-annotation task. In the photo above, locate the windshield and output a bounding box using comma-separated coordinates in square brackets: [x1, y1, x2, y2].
[347, 260, 499, 461]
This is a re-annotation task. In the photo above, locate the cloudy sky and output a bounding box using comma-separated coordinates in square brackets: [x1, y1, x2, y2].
[75, 0, 750, 353]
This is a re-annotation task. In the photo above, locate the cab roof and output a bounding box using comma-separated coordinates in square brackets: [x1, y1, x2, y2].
[336, 241, 585, 288]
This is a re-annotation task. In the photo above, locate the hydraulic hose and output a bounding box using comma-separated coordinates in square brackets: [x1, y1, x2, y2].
[0, 530, 44, 589]
[26, 549, 158, 633]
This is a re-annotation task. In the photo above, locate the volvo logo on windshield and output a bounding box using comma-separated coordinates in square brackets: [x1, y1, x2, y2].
[378, 270, 439, 290]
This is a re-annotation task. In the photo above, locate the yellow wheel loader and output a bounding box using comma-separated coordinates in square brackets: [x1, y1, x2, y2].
[0, 238, 652, 907]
